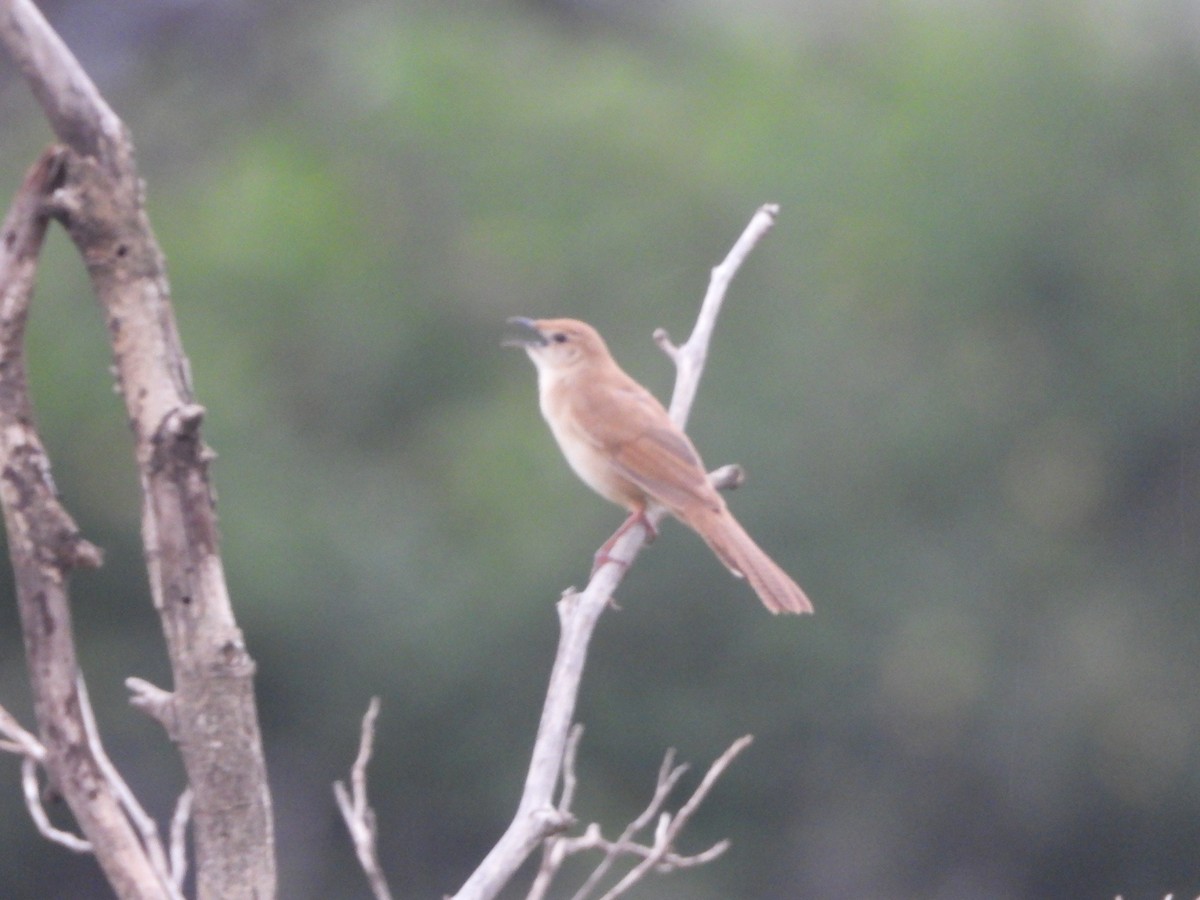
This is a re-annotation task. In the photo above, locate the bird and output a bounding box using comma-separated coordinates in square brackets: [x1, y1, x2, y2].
[505, 316, 812, 615]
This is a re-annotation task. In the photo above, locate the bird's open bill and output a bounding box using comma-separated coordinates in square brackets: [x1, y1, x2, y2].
[502, 317, 548, 348]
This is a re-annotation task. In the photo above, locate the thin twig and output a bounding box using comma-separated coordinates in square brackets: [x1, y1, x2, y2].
[76, 676, 184, 900]
[0, 702, 45, 760]
[22, 756, 92, 853]
[596, 735, 754, 900]
[529, 734, 750, 900]
[526, 724, 585, 900]
[566, 749, 689, 900]
[0, 704, 93, 853]
[659, 202, 779, 429]
[335, 697, 394, 900]
[169, 789, 193, 890]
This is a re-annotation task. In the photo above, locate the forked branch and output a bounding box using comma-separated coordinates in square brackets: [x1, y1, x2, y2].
[0, 147, 168, 900]
[0, 2, 275, 896]
[335, 698, 394, 900]
[528, 729, 754, 900]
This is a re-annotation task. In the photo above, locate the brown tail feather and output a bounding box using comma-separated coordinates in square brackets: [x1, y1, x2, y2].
[680, 506, 813, 615]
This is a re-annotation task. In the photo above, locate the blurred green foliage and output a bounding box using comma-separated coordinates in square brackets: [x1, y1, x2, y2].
[0, 1, 1197, 897]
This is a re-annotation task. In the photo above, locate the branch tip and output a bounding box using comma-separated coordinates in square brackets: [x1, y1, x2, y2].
[336, 698, 394, 900]
[652, 327, 678, 360]
[709, 463, 746, 492]
[125, 677, 178, 735]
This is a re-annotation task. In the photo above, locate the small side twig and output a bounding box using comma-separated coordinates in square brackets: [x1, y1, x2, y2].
[125, 677, 179, 739]
[0, 702, 91, 853]
[528, 733, 753, 900]
[597, 735, 753, 900]
[335, 697, 394, 900]
[169, 788, 193, 890]
[76, 676, 184, 900]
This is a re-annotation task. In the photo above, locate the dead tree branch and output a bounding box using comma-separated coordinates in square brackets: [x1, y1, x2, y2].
[527, 732, 753, 900]
[335, 698, 394, 900]
[0, 2, 275, 896]
[0, 700, 92, 854]
[450, 204, 780, 900]
[0, 147, 168, 899]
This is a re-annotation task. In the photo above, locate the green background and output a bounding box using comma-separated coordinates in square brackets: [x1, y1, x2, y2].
[0, 0, 1197, 897]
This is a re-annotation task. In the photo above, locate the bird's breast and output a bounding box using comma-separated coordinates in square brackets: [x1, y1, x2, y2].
[538, 373, 644, 510]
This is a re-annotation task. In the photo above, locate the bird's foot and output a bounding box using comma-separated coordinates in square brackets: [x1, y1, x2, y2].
[590, 509, 657, 575]
[591, 546, 626, 575]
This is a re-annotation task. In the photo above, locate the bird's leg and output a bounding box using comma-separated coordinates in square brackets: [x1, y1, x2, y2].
[592, 507, 658, 574]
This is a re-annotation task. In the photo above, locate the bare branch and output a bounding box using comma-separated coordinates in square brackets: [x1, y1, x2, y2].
[125, 677, 178, 738]
[0, 146, 165, 900]
[597, 735, 754, 900]
[452, 206, 779, 900]
[0, 4, 276, 896]
[565, 748, 689, 900]
[335, 698, 394, 900]
[0, 0, 125, 160]
[660, 202, 780, 429]
[557, 724, 585, 817]
[528, 734, 751, 900]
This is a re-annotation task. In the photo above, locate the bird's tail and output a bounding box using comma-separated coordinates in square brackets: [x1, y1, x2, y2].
[681, 506, 813, 615]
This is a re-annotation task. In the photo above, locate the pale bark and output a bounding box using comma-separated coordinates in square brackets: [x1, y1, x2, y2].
[0, 2, 276, 897]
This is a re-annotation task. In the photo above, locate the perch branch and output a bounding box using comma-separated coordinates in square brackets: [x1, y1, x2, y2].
[451, 204, 779, 900]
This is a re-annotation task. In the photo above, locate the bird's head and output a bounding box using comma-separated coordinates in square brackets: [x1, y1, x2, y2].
[503, 317, 609, 373]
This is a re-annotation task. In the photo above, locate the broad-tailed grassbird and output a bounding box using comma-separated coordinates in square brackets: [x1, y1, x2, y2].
[505, 317, 812, 615]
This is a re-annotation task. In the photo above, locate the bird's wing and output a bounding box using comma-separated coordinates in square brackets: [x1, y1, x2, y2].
[577, 378, 718, 512]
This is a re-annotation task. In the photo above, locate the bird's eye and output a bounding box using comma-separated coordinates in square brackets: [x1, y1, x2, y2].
[552, 332, 568, 343]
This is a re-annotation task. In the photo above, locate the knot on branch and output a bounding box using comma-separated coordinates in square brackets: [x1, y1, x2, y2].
[38, 152, 119, 246]
[215, 636, 257, 678]
[531, 805, 576, 838]
[555, 587, 581, 620]
[61, 534, 104, 570]
[1, 452, 104, 572]
[150, 403, 211, 470]
[162, 403, 206, 439]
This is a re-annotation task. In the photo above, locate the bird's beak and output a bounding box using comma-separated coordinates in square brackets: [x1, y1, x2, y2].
[502, 316, 548, 348]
